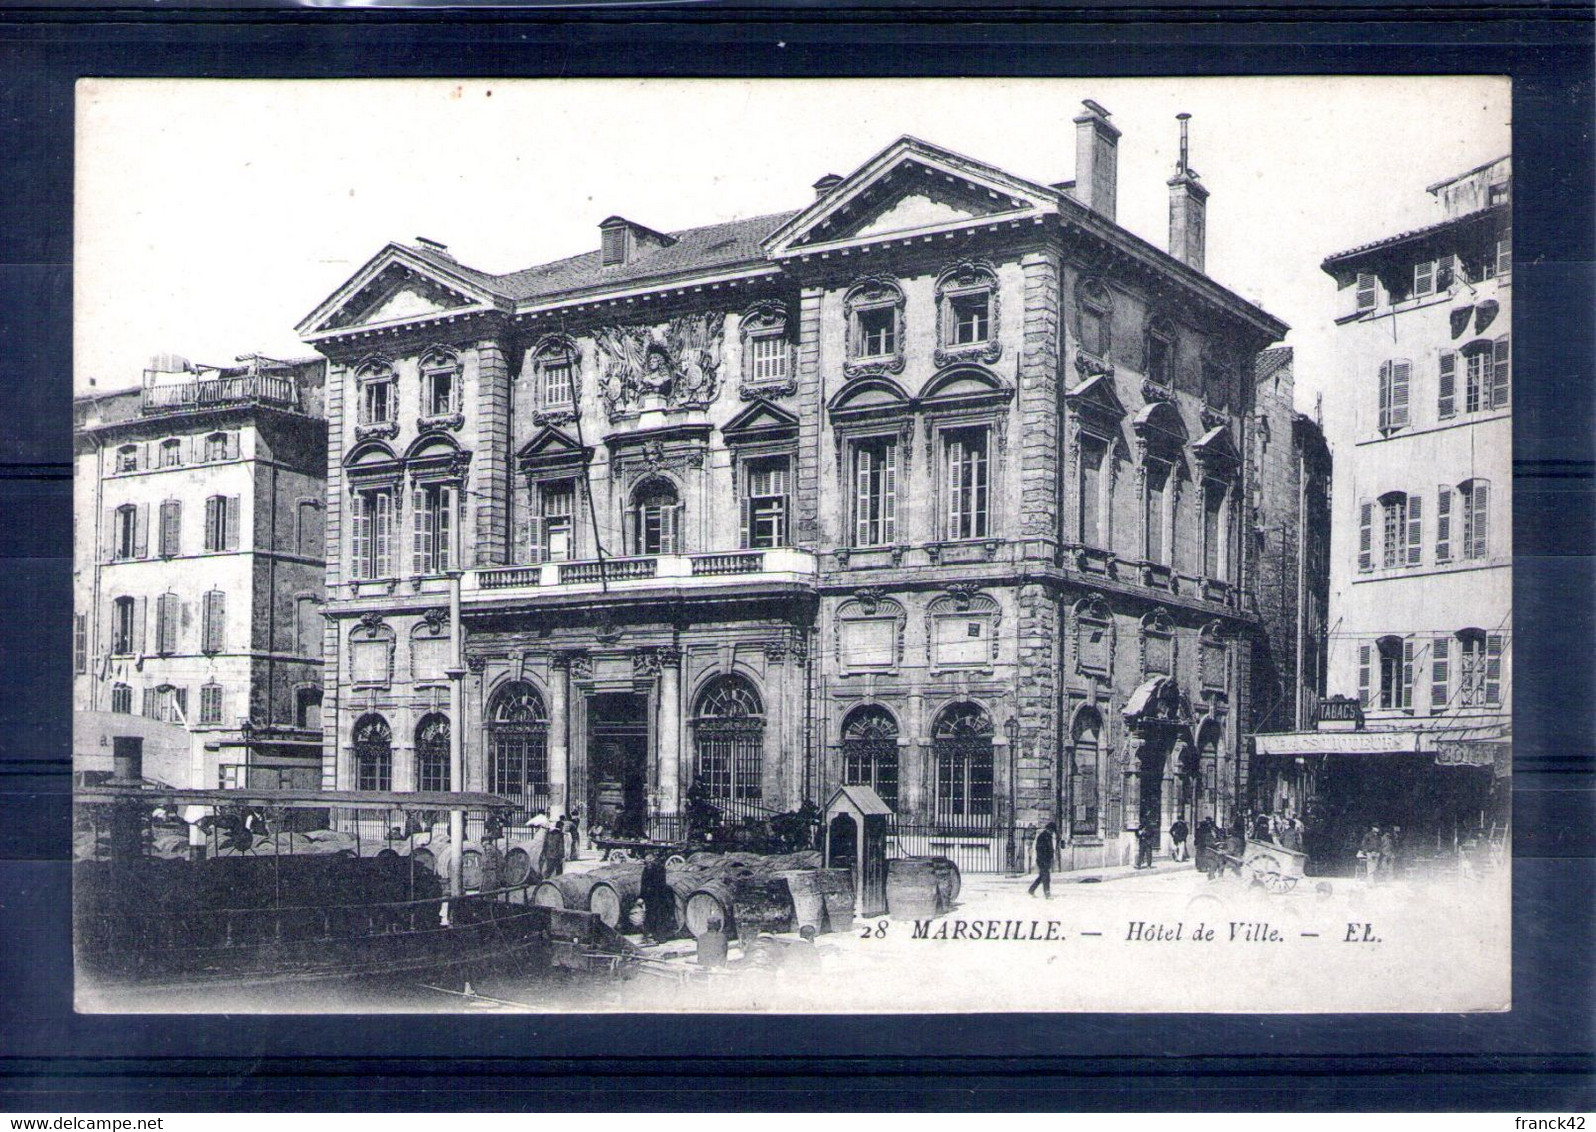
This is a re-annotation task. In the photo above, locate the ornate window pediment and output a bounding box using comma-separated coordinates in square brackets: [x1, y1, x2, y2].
[1191, 423, 1240, 475]
[1065, 372, 1128, 438]
[919, 366, 1013, 415]
[517, 425, 592, 477]
[404, 433, 471, 484]
[828, 376, 913, 424]
[418, 346, 463, 430]
[843, 277, 906, 379]
[344, 439, 402, 486]
[354, 356, 397, 438]
[350, 615, 396, 688]
[1140, 607, 1176, 677]
[739, 301, 795, 399]
[528, 334, 582, 426]
[722, 398, 799, 447]
[1133, 399, 1189, 456]
[934, 260, 1001, 368]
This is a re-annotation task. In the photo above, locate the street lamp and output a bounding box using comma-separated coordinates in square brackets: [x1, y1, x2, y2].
[1004, 715, 1021, 873]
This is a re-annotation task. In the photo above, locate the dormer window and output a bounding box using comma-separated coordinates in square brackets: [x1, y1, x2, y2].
[601, 224, 626, 267]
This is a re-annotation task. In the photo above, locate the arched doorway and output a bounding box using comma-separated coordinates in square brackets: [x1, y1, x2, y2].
[842, 704, 899, 810]
[352, 714, 392, 792]
[931, 702, 993, 830]
[487, 682, 549, 812]
[414, 713, 450, 793]
[692, 674, 765, 826]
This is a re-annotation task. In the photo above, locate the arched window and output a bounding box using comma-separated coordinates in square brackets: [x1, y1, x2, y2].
[693, 675, 764, 808]
[630, 477, 680, 556]
[1070, 708, 1103, 836]
[841, 705, 899, 810]
[1076, 278, 1112, 359]
[931, 702, 993, 828]
[1374, 489, 1421, 569]
[415, 713, 451, 793]
[487, 682, 549, 804]
[353, 714, 392, 791]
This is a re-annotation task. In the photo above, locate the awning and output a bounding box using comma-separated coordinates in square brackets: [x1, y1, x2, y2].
[1122, 676, 1170, 720]
[1253, 723, 1508, 759]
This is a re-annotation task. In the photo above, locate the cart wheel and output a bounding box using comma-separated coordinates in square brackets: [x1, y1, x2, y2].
[665, 854, 687, 869]
[607, 848, 631, 863]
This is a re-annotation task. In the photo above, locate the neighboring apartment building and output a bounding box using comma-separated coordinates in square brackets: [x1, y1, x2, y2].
[1254, 156, 1512, 870]
[74, 355, 328, 788]
[299, 103, 1291, 871]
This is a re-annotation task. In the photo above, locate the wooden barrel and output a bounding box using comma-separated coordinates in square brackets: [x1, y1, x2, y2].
[815, 868, 855, 933]
[666, 873, 701, 928]
[531, 871, 602, 911]
[503, 847, 534, 886]
[886, 858, 942, 919]
[588, 868, 644, 930]
[762, 851, 823, 873]
[908, 856, 961, 907]
[777, 870, 825, 935]
[684, 879, 736, 938]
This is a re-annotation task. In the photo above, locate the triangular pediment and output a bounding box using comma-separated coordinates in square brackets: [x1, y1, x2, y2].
[1064, 372, 1127, 420]
[517, 426, 588, 464]
[723, 399, 800, 443]
[766, 137, 1057, 258]
[298, 244, 505, 340]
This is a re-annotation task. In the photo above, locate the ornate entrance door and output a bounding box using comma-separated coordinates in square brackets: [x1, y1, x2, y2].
[588, 693, 649, 838]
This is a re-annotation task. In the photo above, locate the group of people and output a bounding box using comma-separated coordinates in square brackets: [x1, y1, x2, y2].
[524, 809, 582, 882]
[1356, 823, 1403, 882]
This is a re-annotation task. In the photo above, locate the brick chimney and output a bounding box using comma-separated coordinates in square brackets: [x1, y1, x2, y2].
[1072, 100, 1121, 222]
[1167, 113, 1209, 272]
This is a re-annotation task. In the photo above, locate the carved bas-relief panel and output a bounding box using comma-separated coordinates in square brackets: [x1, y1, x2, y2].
[594, 313, 725, 420]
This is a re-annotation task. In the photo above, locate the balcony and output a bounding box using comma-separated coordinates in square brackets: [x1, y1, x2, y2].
[464, 548, 818, 605]
[141, 374, 298, 415]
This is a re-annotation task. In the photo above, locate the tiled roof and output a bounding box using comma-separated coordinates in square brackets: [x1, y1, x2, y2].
[424, 210, 803, 305]
[1321, 203, 1507, 270]
[1255, 345, 1293, 382]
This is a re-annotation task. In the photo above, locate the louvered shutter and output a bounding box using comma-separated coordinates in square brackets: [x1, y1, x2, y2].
[882, 443, 896, 544]
[104, 507, 117, 560]
[1390, 360, 1411, 429]
[1435, 488, 1452, 562]
[1485, 635, 1503, 704]
[1492, 336, 1510, 409]
[224, 496, 241, 551]
[143, 688, 156, 719]
[440, 486, 455, 571]
[350, 494, 368, 578]
[524, 486, 541, 564]
[1431, 637, 1450, 710]
[134, 503, 149, 558]
[412, 486, 431, 575]
[226, 432, 240, 460]
[1438, 352, 1456, 419]
[738, 464, 751, 550]
[1355, 273, 1377, 311]
[132, 595, 147, 654]
[158, 593, 178, 654]
[1358, 503, 1373, 572]
[946, 434, 962, 539]
[1405, 494, 1423, 566]
[1377, 362, 1392, 432]
[1471, 481, 1490, 559]
[1357, 644, 1371, 707]
[160, 500, 181, 557]
[855, 447, 872, 546]
[203, 591, 225, 654]
[374, 492, 392, 578]
[1401, 640, 1416, 710]
[666, 502, 683, 554]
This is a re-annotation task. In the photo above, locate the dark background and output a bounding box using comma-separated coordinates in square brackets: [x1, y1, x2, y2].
[1, 3, 1591, 1112]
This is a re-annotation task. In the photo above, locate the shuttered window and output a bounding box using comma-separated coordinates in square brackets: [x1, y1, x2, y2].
[1405, 494, 1423, 567]
[1358, 502, 1373, 572]
[1461, 479, 1490, 560]
[1431, 637, 1451, 711]
[1438, 352, 1456, 419]
[1381, 495, 1407, 568]
[1378, 359, 1411, 432]
[538, 480, 576, 562]
[411, 483, 456, 576]
[199, 682, 223, 725]
[1355, 273, 1378, 311]
[1357, 643, 1371, 707]
[159, 499, 182, 558]
[1436, 487, 1453, 562]
[1492, 335, 1510, 409]
[1145, 462, 1169, 564]
[853, 437, 897, 547]
[944, 427, 989, 541]
[73, 612, 88, 674]
[631, 479, 680, 556]
[1413, 259, 1437, 297]
[1203, 483, 1225, 579]
[202, 589, 225, 654]
[351, 489, 393, 579]
[111, 596, 139, 655]
[156, 592, 180, 655]
[748, 334, 789, 382]
[742, 458, 790, 549]
[1458, 631, 1504, 707]
[203, 495, 240, 553]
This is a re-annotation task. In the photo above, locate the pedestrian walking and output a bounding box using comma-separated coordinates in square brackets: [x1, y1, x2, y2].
[1359, 825, 1381, 881]
[567, 807, 583, 862]
[1028, 822, 1057, 899]
[1194, 817, 1219, 877]
[526, 812, 551, 883]
[1169, 816, 1190, 862]
[1135, 824, 1156, 869]
[542, 813, 567, 878]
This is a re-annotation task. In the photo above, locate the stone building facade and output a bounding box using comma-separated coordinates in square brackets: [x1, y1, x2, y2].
[300, 103, 1290, 870]
[1255, 157, 1512, 867]
[73, 356, 327, 787]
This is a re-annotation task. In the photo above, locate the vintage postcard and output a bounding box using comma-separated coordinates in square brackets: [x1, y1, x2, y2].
[73, 77, 1510, 1013]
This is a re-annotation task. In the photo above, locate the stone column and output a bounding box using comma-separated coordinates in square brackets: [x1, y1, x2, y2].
[657, 646, 683, 815]
[549, 654, 571, 814]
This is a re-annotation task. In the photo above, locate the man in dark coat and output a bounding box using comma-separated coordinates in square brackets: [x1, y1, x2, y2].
[1028, 822, 1057, 899]
[642, 850, 676, 942]
[1135, 824, 1156, 869]
[1169, 816, 1190, 862]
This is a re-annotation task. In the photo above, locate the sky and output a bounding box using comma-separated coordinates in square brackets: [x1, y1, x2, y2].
[76, 76, 1510, 423]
